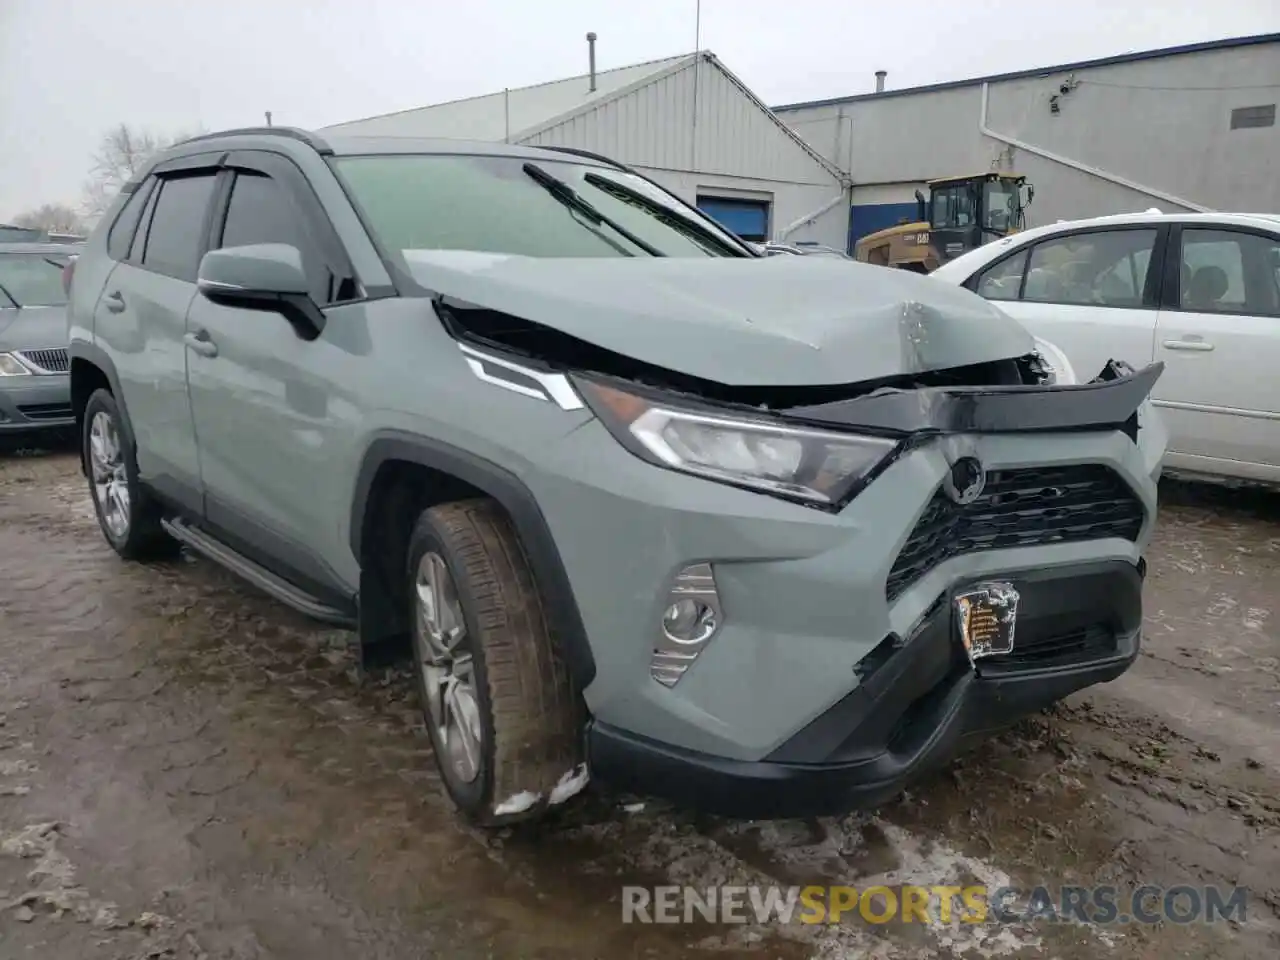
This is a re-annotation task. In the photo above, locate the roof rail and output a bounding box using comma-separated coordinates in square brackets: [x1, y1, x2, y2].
[176, 126, 333, 155]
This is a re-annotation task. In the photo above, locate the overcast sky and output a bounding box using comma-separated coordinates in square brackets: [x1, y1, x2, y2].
[1, 0, 1276, 220]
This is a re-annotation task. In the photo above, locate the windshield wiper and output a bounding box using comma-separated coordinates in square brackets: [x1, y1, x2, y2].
[522, 162, 664, 257]
[0, 281, 18, 308]
[582, 173, 751, 257]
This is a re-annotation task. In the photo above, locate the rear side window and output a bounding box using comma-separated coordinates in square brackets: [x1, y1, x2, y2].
[1179, 228, 1280, 317]
[128, 183, 160, 262]
[107, 182, 152, 261]
[140, 173, 218, 281]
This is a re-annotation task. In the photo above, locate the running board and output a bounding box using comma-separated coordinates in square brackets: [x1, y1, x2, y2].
[161, 518, 357, 628]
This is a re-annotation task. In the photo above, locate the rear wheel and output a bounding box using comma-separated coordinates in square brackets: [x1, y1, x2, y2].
[83, 389, 177, 561]
[406, 498, 584, 825]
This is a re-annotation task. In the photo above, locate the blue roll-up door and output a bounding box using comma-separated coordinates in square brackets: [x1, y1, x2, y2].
[848, 202, 921, 253]
[697, 196, 770, 242]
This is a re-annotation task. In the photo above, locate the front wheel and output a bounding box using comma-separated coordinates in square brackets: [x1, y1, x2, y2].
[406, 499, 585, 825]
[82, 389, 177, 561]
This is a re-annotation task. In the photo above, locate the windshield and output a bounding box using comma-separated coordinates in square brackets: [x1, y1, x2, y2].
[0, 253, 69, 307]
[334, 154, 749, 261]
[983, 180, 1020, 233]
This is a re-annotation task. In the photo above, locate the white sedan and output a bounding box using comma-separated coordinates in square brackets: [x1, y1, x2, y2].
[931, 211, 1280, 488]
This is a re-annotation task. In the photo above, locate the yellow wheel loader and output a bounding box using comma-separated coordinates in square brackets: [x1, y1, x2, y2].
[853, 172, 1033, 273]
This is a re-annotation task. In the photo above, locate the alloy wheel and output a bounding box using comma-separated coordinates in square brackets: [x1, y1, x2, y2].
[89, 411, 130, 539]
[414, 551, 483, 783]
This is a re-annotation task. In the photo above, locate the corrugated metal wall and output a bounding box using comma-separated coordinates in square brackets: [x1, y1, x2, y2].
[777, 41, 1280, 225]
[523, 58, 838, 186]
[521, 58, 849, 248]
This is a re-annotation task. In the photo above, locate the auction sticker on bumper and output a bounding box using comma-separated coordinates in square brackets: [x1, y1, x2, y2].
[955, 582, 1019, 663]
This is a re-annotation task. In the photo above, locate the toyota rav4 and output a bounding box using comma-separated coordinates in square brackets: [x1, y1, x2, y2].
[67, 128, 1166, 825]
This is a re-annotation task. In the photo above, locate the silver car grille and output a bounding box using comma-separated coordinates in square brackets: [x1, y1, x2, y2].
[15, 348, 70, 374]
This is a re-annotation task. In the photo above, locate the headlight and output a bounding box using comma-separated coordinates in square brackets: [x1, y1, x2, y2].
[578, 379, 899, 505]
[0, 353, 32, 377]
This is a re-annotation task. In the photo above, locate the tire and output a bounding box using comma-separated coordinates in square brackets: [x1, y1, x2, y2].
[82, 388, 178, 561]
[406, 498, 584, 825]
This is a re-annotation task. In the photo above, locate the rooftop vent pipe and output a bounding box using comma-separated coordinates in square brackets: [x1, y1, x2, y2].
[875, 70, 887, 93]
[587, 32, 598, 92]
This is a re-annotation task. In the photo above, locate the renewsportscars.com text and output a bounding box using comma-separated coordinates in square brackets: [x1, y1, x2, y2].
[622, 884, 1248, 926]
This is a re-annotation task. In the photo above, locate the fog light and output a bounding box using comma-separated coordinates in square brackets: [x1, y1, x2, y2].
[651, 563, 722, 687]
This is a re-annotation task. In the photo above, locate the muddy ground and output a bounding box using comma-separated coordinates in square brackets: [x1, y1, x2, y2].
[1, 438, 1277, 960]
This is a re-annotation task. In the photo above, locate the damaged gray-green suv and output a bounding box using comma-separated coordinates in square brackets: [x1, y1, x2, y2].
[67, 128, 1167, 824]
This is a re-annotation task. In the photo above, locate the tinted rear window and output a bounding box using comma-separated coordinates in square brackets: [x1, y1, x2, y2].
[0, 253, 69, 307]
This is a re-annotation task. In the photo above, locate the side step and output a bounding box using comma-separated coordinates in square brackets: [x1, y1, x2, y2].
[161, 517, 357, 628]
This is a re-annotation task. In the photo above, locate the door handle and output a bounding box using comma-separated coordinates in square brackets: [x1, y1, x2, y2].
[104, 291, 126, 314]
[1162, 339, 1214, 352]
[183, 330, 219, 358]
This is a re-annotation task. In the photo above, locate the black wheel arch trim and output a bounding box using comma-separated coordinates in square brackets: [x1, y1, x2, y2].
[68, 341, 134, 472]
[350, 431, 597, 689]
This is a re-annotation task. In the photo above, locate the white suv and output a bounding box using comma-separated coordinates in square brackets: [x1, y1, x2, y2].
[931, 212, 1280, 488]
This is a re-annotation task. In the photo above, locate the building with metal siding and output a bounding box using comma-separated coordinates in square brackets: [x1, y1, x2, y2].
[322, 51, 850, 249]
[773, 33, 1280, 248]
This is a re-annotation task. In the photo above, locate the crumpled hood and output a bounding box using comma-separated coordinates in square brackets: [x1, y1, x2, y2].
[0, 306, 67, 351]
[402, 251, 1036, 386]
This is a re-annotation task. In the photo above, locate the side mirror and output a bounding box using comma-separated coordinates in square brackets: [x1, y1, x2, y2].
[197, 243, 324, 339]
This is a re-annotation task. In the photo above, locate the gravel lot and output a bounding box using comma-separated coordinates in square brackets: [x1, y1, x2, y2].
[1, 438, 1277, 959]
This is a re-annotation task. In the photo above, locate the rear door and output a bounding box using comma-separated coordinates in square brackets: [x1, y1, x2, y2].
[1152, 223, 1280, 481]
[94, 157, 220, 512]
[965, 224, 1164, 381]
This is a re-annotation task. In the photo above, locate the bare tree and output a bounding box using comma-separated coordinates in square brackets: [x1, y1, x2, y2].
[80, 123, 202, 222]
[12, 203, 86, 235]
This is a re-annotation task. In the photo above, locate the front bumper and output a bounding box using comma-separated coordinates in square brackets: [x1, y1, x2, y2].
[588, 559, 1143, 818]
[524, 403, 1161, 761]
[0, 375, 73, 433]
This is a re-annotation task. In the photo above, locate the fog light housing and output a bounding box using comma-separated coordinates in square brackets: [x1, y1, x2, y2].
[651, 563, 722, 687]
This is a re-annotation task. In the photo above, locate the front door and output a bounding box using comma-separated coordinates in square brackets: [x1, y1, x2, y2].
[183, 152, 363, 603]
[966, 225, 1163, 382]
[1153, 224, 1280, 483]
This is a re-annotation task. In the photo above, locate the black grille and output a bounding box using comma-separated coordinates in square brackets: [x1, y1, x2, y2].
[887, 465, 1144, 602]
[17, 348, 69, 373]
[980, 623, 1117, 672]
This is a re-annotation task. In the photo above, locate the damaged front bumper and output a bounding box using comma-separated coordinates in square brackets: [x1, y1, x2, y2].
[588, 558, 1144, 819]
[783, 359, 1162, 437]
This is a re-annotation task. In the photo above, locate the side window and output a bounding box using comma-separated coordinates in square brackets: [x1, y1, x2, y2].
[218, 169, 343, 305]
[974, 248, 1029, 301]
[1179, 228, 1279, 316]
[140, 173, 218, 281]
[128, 181, 161, 262]
[219, 172, 305, 251]
[107, 181, 152, 261]
[1022, 229, 1157, 307]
